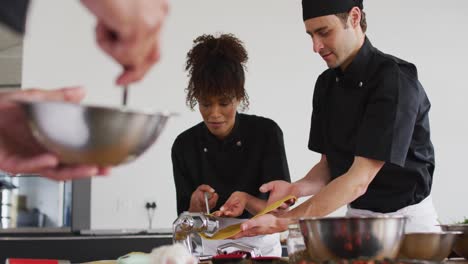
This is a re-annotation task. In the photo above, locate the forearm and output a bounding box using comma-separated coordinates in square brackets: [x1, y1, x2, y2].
[292, 157, 331, 197]
[286, 157, 383, 218]
[287, 173, 363, 218]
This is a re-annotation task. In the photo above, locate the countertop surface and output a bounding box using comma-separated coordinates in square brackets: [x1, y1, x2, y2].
[445, 259, 468, 264]
[259, 258, 468, 264]
[0, 228, 173, 239]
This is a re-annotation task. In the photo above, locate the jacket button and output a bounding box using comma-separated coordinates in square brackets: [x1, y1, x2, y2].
[236, 141, 242, 147]
[203, 148, 208, 153]
[358, 81, 363, 87]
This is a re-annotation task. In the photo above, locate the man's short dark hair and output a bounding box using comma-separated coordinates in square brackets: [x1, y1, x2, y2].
[336, 9, 367, 33]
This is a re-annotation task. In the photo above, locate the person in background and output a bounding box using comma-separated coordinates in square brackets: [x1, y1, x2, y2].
[80, 0, 168, 85]
[171, 33, 291, 256]
[0, 0, 168, 180]
[0, 87, 111, 180]
[233, 0, 439, 238]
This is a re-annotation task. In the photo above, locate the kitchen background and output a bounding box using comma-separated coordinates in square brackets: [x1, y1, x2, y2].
[10, 0, 468, 230]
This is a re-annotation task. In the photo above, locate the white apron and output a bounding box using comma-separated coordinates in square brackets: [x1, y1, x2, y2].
[201, 218, 282, 257]
[346, 195, 441, 233]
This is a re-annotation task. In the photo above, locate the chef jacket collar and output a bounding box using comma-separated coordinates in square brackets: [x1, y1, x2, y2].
[334, 37, 373, 88]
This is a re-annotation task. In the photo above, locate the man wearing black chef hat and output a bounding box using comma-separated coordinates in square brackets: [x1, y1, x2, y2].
[231, 0, 440, 237]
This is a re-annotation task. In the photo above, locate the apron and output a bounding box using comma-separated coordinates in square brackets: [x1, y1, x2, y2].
[346, 195, 441, 233]
[201, 218, 282, 257]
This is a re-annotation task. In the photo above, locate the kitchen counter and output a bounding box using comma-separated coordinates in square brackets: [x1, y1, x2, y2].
[199, 258, 467, 264]
[0, 227, 72, 236]
[446, 259, 468, 264]
[0, 231, 173, 263]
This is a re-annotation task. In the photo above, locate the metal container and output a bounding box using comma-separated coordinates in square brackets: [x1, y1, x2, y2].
[398, 232, 461, 261]
[287, 223, 309, 264]
[19, 100, 173, 166]
[440, 224, 468, 259]
[299, 216, 406, 261]
[0, 189, 14, 228]
[0, 177, 17, 229]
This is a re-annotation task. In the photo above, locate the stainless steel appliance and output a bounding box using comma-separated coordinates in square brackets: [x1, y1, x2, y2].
[0, 178, 16, 228]
[172, 212, 261, 258]
[173, 212, 219, 255]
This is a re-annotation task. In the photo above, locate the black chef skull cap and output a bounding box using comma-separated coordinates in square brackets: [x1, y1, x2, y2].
[302, 0, 363, 21]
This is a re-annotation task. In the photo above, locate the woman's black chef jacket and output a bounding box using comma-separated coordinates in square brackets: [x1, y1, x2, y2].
[308, 37, 435, 213]
[172, 113, 291, 219]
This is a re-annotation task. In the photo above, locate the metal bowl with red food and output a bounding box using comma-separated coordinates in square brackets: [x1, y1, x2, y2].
[299, 216, 406, 262]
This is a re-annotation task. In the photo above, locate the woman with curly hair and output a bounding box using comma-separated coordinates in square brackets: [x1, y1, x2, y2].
[171, 33, 290, 256]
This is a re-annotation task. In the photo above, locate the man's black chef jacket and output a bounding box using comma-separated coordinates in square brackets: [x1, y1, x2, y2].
[172, 113, 291, 218]
[308, 37, 435, 213]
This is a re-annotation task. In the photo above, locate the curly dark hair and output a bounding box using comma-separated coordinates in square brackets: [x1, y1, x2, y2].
[185, 33, 249, 110]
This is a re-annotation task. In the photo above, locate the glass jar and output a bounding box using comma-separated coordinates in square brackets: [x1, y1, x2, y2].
[287, 223, 309, 264]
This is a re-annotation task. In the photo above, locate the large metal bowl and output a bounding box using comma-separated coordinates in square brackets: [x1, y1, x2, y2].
[19, 100, 172, 166]
[299, 216, 406, 261]
[398, 232, 461, 261]
[440, 224, 468, 259]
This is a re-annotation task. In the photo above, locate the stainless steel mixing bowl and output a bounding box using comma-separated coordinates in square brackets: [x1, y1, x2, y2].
[299, 216, 406, 261]
[20, 100, 172, 166]
[440, 224, 468, 259]
[398, 232, 461, 261]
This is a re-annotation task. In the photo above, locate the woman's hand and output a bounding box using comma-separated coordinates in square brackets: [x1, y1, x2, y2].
[214, 191, 248, 217]
[189, 184, 218, 213]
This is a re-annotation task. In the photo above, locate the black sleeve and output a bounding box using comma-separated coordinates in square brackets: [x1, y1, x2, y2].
[259, 121, 291, 199]
[0, 0, 30, 34]
[355, 63, 420, 166]
[171, 138, 194, 215]
[308, 74, 326, 153]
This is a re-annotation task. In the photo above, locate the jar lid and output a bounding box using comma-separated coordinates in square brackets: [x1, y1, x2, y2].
[288, 223, 299, 229]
